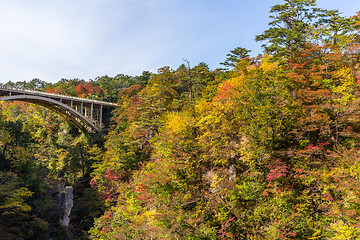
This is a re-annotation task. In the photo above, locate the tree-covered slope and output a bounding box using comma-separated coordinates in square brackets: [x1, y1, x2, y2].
[0, 0, 360, 239]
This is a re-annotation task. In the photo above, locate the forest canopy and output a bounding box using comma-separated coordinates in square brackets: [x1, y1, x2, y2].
[1, 0, 360, 239]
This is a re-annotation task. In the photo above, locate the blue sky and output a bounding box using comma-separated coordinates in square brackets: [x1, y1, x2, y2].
[0, 0, 359, 83]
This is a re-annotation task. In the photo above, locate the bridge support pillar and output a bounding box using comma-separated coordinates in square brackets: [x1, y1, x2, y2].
[91, 103, 93, 122]
[100, 105, 103, 128]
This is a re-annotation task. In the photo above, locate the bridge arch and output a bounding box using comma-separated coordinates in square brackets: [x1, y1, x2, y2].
[0, 95, 101, 133]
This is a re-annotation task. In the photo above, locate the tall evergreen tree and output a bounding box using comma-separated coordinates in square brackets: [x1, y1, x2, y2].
[220, 47, 251, 68]
[255, 0, 351, 60]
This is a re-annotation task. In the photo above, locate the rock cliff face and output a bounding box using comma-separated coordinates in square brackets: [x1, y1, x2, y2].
[58, 185, 74, 230]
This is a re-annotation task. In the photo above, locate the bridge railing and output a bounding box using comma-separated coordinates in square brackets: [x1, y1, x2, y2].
[0, 85, 118, 107]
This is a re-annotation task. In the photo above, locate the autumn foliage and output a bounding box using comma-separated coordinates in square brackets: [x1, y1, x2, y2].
[0, 1, 360, 239]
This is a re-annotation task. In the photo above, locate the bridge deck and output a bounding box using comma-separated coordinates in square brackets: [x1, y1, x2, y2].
[0, 86, 117, 107]
[0, 85, 118, 133]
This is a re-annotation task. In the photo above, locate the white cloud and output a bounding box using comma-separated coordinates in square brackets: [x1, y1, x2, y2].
[0, 1, 100, 81]
[0, 0, 187, 81]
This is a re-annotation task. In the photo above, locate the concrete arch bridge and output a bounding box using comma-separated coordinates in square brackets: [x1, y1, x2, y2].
[0, 86, 117, 133]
